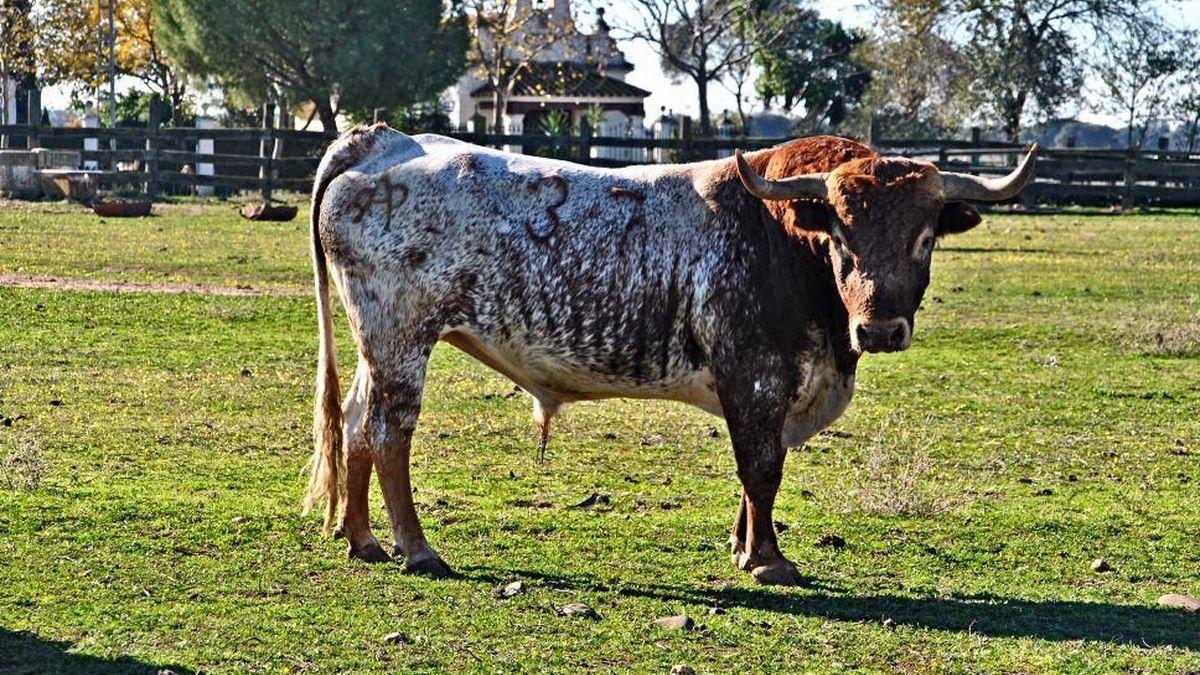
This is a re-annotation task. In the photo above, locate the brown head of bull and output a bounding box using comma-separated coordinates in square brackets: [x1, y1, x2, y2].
[735, 144, 1038, 353]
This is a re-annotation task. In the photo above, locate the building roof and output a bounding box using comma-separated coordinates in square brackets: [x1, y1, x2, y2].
[471, 63, 651, 100]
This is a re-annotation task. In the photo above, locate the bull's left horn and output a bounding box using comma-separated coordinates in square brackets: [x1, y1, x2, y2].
[735, 149, 829, 201]
[941, 144, 1039, 202]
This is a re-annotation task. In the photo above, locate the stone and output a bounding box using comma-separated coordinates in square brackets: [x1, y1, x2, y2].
[670, 666, 696, 675]
[558, 603, 599, 619]
[1090, 558, 1111, 572]
[383, 631, 410, 645]
[1159, 594, 1200, 612]
[653, 615, 695, 631]
[498, 580, 525, 598]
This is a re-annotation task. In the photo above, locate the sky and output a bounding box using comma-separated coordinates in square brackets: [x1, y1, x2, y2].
[39, 0, 1200, 129]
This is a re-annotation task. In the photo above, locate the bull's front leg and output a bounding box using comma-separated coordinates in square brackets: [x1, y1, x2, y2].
[717, 365, 805, 587]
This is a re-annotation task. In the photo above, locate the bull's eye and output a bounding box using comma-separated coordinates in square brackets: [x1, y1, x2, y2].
[915, 233, 935, 259]
[830, 230, 849, 253]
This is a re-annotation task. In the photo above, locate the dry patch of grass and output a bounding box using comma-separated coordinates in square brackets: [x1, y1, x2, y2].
[842, 415, 957, 517]
[1, 431, 45, 490]
[1145, 319, 1200, 357]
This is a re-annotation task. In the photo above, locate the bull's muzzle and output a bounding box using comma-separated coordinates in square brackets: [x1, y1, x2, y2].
[851, 317, 911, 353]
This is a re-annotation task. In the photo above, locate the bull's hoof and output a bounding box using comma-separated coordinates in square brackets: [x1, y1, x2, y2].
[347, 540, 392, 563]
[749, 559, 807, 587]
[402, 550, 455, 578]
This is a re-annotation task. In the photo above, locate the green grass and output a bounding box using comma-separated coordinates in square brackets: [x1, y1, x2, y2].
[0, 201, 1198, 673]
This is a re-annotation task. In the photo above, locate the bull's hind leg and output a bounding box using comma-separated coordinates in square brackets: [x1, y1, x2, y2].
[336, 364, 390, 562]
[365, 342, 454, 578]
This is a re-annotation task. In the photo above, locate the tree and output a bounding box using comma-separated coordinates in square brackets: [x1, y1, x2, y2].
[29, 0, 98, 97]
[622, 0, 796, 135]
[154, 0, 468, 131]
[754, 8, 870, 132]
[0, 0, 35, 127]
[1171, 35, 1200, 153]
[855, 5, 973, 138]
[465, 0, 577, 133]
[873, 0, 1160, 142]
[1094, 22, 1187, 150]
[114, 0, 191, 124]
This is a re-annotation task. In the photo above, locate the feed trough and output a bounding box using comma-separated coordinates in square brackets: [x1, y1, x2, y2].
[92, 199, 153, 218]
[240, 203, 298, 221]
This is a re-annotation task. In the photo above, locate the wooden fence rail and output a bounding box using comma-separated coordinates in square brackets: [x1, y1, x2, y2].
[2, 122, 1199, 208]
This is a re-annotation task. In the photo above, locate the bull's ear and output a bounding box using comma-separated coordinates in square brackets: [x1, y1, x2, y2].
[937, 202, 981, 236]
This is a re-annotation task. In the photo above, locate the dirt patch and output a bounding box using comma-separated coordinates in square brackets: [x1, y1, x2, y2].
[0, 273, 307, 297]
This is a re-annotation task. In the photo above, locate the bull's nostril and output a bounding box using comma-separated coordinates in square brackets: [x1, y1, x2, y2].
[890, 324, 906, 346]
[855, 324, 870, 346]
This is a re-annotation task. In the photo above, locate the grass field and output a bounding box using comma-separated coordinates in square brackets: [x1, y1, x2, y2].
[0, 200, 1198, 673]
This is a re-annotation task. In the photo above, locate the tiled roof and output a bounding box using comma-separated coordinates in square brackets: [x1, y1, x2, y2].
[471, 62, 650, 99]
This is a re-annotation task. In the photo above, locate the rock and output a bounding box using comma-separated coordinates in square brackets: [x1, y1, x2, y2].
[570, 493, 610, 509]
[670, 666, 696, 675]
[1091, 558, 1111, 573]
[707, 606, 726, 616]
[652, 614, 695, 631]
[814, 534, 846, 549]
[882, 618, 895, 628]
[1159, 593, 1200, 612]
[558, 603, 600, 619]
[230, 516, 249, 524]
[497, 580, 525, 598]
[239, 368, 252, 377]
[382, 631, 410, 645]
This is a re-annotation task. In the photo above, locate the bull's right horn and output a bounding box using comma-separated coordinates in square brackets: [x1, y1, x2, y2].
[941, 144, 1039, 202]
[735, 150, 829, 201]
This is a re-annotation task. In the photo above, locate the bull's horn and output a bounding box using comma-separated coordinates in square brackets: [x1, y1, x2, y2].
[941, 144, 1039, 202]
[735, 149, 829, 201]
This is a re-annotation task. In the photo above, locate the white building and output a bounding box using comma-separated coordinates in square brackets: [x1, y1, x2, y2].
[447, 0, 649, 138]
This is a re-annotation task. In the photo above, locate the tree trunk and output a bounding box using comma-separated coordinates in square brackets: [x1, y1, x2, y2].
[315, 96, 338, 133]
[1004, 91, 1026, 145]
[734, 80, 748, 131]
[1004, 107, 1021, 144]
[492, 89, 504, 133]
[696, 76, 712, 136]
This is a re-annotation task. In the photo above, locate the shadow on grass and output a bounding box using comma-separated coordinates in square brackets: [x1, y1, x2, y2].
[465, 567, 1199, 651]
[0, 628, 194, 675]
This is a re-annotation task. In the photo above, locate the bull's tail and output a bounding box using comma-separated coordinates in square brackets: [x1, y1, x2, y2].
[304, 192, 343, 532]
[303, 132, 364, 531]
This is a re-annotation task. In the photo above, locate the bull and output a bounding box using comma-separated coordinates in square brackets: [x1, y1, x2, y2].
[305, 124, 1036, 585]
